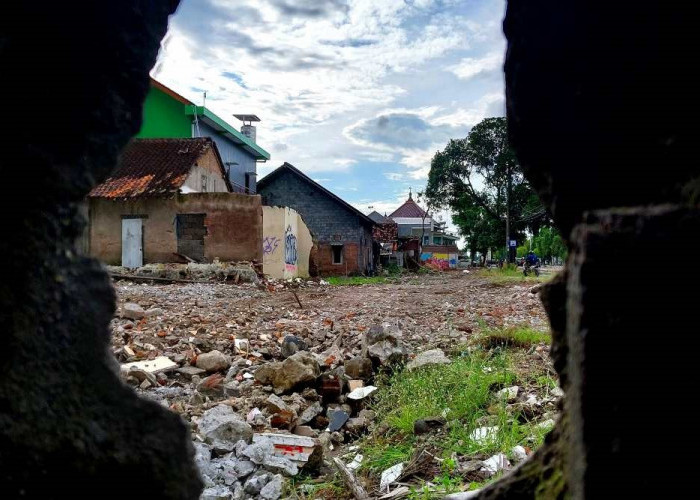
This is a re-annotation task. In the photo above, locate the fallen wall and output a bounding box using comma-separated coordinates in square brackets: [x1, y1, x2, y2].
[262, 206, 312, 279]
[90, 192, 262, 265]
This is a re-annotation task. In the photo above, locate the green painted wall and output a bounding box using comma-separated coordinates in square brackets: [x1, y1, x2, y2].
[136, 87, 191, 138]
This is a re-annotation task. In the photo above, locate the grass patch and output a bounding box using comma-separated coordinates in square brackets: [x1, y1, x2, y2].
[480, 326, 551, 349]
[286, 473, 351, 500]
[325, 276, 389, 286]
[479, 265, 548, 284]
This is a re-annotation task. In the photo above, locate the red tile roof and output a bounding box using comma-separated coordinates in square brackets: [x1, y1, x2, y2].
[89, 138, 227, 198]
[389, 197, 427, 218]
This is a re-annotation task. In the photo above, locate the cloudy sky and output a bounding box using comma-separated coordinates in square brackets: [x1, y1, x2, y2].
[154, 0, 506, 227]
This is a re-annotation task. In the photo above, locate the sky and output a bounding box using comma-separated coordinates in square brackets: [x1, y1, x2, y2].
[153, 0, 507, 235]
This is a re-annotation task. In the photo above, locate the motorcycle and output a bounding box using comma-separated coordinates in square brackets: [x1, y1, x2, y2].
[523, 260, 540, 277]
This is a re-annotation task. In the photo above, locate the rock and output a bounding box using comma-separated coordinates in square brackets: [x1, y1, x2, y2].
[242, 437, 274, 464]
[177, 365, 206, 379]
[262, 454, 298, 476]
[348, 380, 364, 392]
[511, 445, 528, 463]
[345, 417, 367, 435]
[265, 394, 288, 413]
[298, 401, 323, 425]
[413, 416, 447, 435]
[122, 302, 145, 320]
[365, 325, 390, 346]
[327, 410, 350, 432]
[537, 418, 556, 431]
[293, 425, 318, 437]
[198, 405, 254, 448]
[196, 350, 230, 373]
[406, 349, 451, 370]
[367, 340, 409, 366]
[495, 386, 519, 403]
[209, 455, 240, 486]
[551, 386, 565, 398]
[270, 410, 296, 429]
[281, 335, 307, 358]
[145, 307, 163, 317]
[234, 460, 256, 479]
[345, 357, 373, 380]
[347, 385, 377, 400]
[254, 351, 320, 392]
[193, 441, 212, 475]
[260, 474, 283, 500]
[201, 485, 233, 500]
[243, 471, 272, 495]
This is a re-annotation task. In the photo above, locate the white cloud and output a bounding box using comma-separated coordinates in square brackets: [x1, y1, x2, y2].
[449, 51, 503, 80]
[385, 172, 404, 181]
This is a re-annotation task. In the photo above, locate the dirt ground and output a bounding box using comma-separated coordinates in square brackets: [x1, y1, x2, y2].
[110, 269, 554, 498]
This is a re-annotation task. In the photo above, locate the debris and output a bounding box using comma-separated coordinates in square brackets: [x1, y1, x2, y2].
[537, 418, 556, 431]
[280, 335, 307, 359]
[293, 425, 317, 438]
[200, 485, 234, 500]
[347, 385, 377, 400]
[332, 456, 370, 500]
[253, 351, 320, 392]
[196, 350, 230, 373]
[327, 409, 350, 432]
[495, 386, 519, 403]
[120, 356, 177, 375]
[551, 386, 565, 398]
[380, 463, 404, 491]
[470, 426, 499, 445]
[252, 433, 322, 469]
[378, 487, 411, 499]
[347, 454, 363, 471]
[122, 302, 145, 320]
[511, 445, 528, 463]
[243, 471, 272, 495]
[480, 453, 510, 477]
[198, 405, 254, 448]
[176, 365, 206, 379]
[348, 379, 364, 392]
[406, 349, 451, 370]
[345, 357, 373, 380]
[413, 416, 447, 435]
[265, 394, 288, 414]
[291, 290, 304, 310]
[260, 474, 283, 499]
[298, 401, 323, 425]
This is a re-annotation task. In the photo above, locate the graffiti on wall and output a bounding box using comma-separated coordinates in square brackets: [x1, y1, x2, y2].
[284, 225, 297, 271]
[263, 236, 280, 255]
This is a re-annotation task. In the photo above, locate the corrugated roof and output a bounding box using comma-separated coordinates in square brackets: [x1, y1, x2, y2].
[368, 211, 393, 224]
[389, 197, 427, 218]
[89, 138, 230, 198]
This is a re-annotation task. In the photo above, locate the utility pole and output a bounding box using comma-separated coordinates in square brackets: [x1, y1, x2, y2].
[505, 164, 512, 264]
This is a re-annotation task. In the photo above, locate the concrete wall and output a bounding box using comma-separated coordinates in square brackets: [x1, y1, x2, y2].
[197, 122, 257, 193]
[89, 193, 262, 265]
[262, 206, 312, 279]
[258, 169, 374, 275]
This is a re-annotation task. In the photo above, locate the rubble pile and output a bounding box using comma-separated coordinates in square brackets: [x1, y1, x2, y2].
[109, 272, 549, 498]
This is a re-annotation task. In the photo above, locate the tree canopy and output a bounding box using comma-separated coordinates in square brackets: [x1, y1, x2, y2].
[425, 117, 549, 261]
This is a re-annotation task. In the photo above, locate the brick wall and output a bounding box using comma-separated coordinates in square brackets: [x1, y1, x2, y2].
[258, 170, 374, 274]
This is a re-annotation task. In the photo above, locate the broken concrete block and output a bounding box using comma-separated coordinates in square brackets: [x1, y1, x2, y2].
[176, 365, 206, 379]
[120, 356, 177, 375]
[406, 349, 451, 370]
[347, 385, 377, 400]
[260, 474, 283, 500]
[253, 433, 322, 469]
[122, 302, 145, 320]
[348, 380, 364, 392]
[495, 386, 519, 403]
[281, 335, 307, 358]
[345, 357, 373, 380]
[327, 409, 350, 432]
[201, 485, 234, 500]
[254, 351, 320, 392]
[298, 401, 323, 425]
[243, 471, 272, 495]
[198, 405, 254, 447]
[196, 350, 230, 373]
[265, 394, 288, 414]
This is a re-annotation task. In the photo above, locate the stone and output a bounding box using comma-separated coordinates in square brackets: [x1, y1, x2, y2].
[265, 394, 288, 413]
[413, 416, 447, 435]
[406, 349, 451, 371]
[201, 485, 233, 500]
[209, 455, 241, 486]
[122, 302, 145, 320]
[298, 401, 323, 425]
[344, 357, 373, 380]
[495, 386, 519, 403]
[145, 307, 164, 317]
[293, 425, 318, 438]
[511, 445, 528, 463]
[281, 335, 307, 358]
[348, 380, 364, 392]
[260, 474, 284, 500]
[254, 351, 320, 392]
[234, 460, 256, 479]
[198, 405, 254, 447]
[242, 437, 274, 465]
[262, 454, 298, 476]
[193, 441, 212, 475]
[327, 409, 350, 432]
[244, 471, 272, 495]
[196, 350, 230, 373]
[177, 365, 206, 379]
[345, 417, 368, 435]
[367, 340, 409, 366]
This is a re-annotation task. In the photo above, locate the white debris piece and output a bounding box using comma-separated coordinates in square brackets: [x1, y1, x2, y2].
[120, 356, 177, 375]
[480, 453, 510, 477]
[469, 426, 499, 445]
[495, 386, 519, 402]
[511, 445, 528, 463]
[347, 385, 377, 400]
[347, 454, 363, 471]
[379, 463, 404, 491]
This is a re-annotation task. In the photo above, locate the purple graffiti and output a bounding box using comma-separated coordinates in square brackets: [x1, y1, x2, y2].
[263, 236, 280, 255]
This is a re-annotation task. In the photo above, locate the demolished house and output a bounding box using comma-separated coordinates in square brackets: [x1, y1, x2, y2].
[368, 211, 399, 268]
[87, 138, 262, 267]
[262, 206, 313, 280]
[257, 163, 375, 276]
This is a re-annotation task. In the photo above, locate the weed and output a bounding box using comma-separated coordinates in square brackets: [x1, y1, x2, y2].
[325, 276, 388, 286]
[480, 326, 551, 349]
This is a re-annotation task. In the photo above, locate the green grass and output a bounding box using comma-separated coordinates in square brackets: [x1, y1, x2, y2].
[480, 326, 551, 349]
[286, 473, 350, 500]
[479, 265, 549, 284]
[325, 276, 389, 286]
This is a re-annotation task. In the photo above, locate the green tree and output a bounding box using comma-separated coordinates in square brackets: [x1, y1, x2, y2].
[425, 117, 547, 261]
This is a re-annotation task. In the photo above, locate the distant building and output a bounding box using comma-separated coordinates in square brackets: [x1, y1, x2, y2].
[137, 78, 270, 194]
[87, 138, 262, 267]
[368, 211, 398, 268]
[388, 191, 459, 268]
[257, 163, 375, 276]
